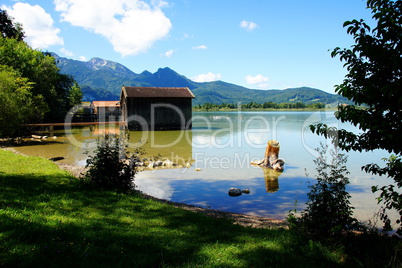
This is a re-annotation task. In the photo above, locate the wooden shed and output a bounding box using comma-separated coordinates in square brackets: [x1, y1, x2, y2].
[120, 86, 195, 130]
[91, 101, 120, 121]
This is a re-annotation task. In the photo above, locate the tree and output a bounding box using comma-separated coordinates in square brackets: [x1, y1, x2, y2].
[310, 0, 402, 233]
[69, 82, 83, 108]
[0, 65, 46, 136]
[0, 11, 78, 124]
[0, 37, 75, 123]
[0, 9, 80, 136]
[0, 9, 24, 41]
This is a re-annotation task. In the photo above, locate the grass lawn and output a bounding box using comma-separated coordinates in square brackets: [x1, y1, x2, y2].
[0, 149, 400, 267]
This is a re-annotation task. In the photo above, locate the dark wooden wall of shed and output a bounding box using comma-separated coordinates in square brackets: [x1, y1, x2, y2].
[125, 97, 192, 130]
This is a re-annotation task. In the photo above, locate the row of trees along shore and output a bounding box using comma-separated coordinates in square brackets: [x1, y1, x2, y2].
[193, 101, 326, 111]
[0, 9, 83, 137]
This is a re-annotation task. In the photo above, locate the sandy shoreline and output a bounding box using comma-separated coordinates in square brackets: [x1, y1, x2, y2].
[1, 147, 288, 229]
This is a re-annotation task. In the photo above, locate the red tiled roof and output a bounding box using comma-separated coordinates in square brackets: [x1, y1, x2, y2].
[92, 101, 120, 107]
[122, 87, 195, 98]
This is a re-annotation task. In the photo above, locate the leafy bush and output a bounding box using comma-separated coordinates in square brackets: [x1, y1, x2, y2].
[288, 144, 358, 237]
[84, 133, 138, 192]
[366, 155, 402, 234]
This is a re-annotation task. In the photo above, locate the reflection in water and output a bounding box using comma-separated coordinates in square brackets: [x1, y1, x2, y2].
[92, 125, 120, 135]
[262, 168, 282, 193]
[128, 130, 193, 167]
[11, 124, 194, 167]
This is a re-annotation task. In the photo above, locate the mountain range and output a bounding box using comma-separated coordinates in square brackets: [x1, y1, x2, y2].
[52, 53, 348, 105]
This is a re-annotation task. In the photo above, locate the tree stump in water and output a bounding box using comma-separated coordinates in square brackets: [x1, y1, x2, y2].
[260, 140, 285, 172]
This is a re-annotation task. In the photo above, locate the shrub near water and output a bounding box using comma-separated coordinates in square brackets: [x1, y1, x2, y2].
[84, 133, 137, 192]
[288, 144, 358, 237]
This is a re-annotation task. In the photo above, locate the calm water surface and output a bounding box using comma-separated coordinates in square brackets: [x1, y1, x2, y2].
[12, 111, 395, 222]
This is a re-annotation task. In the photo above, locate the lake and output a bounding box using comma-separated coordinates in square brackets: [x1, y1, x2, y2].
[11, 110, 396, 223]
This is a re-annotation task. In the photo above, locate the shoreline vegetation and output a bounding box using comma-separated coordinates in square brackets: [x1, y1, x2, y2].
[192, 105, 370, 112]
[192, 102, 333, 112]
[192, 107, 337, 112]
[0, 148, 400, 267]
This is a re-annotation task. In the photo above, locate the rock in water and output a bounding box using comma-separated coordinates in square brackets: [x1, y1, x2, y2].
[49, 157, 64, 162]
[148, 162, 155, 168]
[163, 160, 174, 167]
[155, 160, 163, 167]
[228, 187, 242, 197]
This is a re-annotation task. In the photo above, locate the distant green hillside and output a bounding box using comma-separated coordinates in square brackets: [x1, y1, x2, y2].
[191, 81, 344, 105]
[53, 53, 348, 105]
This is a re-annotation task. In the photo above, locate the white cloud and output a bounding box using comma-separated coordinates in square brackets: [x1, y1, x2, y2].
[192, 45, 207, 50]
[182, 33, 191, 39]
[59, 48, 87, 61]
[60, 47, 74, 57]
[54, 0, 172, 56]
[2, 2, 63, 49]
[164, 49, 174, 58]
[192, 72, 222, 83]
[246, 74, 269, 89]
[240, 20, 257, 31]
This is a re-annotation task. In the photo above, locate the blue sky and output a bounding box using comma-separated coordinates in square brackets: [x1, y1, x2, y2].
[2, 0, 374, 93]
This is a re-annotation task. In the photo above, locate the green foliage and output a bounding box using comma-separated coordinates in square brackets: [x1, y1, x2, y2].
[366, 155, 402, 232]
[0, 14, 87, 129]
[288, 144, 358, 238]
[311, 0, 402, 233]
[0, 9, 24, 41]
[193, 101, 326, 110]
[0, 65, 46, 136]
[0, 37, 76, 123]
[68, 81, 83, 107]
[192, 83, 347, 106]
[84, 133, 137, 192]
